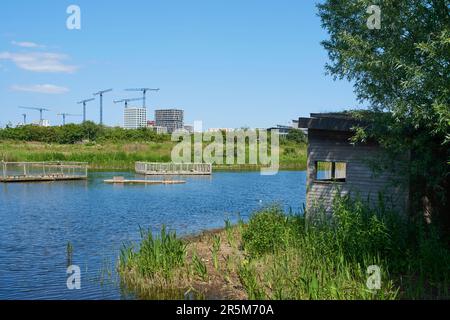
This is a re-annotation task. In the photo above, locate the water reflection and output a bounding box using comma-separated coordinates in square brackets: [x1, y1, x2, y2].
[0, 171, 305, 299]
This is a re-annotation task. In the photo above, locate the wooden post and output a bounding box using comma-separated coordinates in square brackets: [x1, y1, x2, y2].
[2, 161, 6, 179]
[331, 162, 336, 180]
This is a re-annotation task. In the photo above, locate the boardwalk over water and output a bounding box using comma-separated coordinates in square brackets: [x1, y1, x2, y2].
[1, 161, 88, 183]
[135, 162, 212, 175]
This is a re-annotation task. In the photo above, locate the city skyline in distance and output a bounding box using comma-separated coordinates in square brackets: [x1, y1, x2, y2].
[0, 1, 361, 129]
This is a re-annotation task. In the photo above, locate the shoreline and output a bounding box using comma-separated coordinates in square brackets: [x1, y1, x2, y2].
[119, 225, 248, 300]
[0, 140, 307, 172]
[118, 204, 450, 300]
[87, 165, 306, 173]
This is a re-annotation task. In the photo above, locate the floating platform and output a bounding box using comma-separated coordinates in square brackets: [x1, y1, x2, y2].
[104, 176, 186, 185]
[1, 161, 88, 183]
[135, 162, 212, 176]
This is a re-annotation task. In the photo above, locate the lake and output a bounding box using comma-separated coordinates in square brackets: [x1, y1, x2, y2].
[0, 171, 306, 300]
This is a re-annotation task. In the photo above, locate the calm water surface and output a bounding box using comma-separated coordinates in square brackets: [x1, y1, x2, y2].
[0, 171, 305, 299]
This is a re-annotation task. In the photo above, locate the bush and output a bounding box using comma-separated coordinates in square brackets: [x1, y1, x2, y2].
[0, 122, 171, 144]
[286, 128, 306, 144]
[242, 206, 301, 257]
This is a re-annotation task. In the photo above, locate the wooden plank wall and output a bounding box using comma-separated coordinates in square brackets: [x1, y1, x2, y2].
[306, 129, 410, 215]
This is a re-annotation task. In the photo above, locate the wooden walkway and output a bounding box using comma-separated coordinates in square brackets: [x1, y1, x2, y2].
[1, 161, 89, 183]
[135, 162, 212, 175]
[0, 175, 87, 183]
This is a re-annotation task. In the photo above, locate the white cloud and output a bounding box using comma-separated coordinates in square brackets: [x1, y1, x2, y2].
[11, 84, 69, 94]
[0, 51, 78, 73]
[11, 41, 44, 48]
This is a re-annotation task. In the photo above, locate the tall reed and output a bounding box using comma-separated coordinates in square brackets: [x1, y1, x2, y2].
[239, 196, 450, 299]
[119, 226, 186, 281]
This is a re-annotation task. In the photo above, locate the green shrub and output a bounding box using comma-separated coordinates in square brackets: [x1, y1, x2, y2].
[242, 206, 294, 257]
[286, 128, 307, 144]
[0, 122, 171, 144]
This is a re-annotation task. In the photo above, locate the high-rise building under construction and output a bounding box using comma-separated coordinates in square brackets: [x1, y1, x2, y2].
[155, 109, 184, 133]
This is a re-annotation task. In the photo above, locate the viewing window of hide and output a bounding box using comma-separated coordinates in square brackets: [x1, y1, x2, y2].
[315, 161, 346, 182]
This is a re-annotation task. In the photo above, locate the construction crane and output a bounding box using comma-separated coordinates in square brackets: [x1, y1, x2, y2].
[57, 113, 81, 126]
[124, 88, 159, 108]
[93, 88, 113, 125]
[113, 97, 144, 109]
[18, 106, 50, 122]
[22, 114, 27, 125]
[77, 98, 95, 122]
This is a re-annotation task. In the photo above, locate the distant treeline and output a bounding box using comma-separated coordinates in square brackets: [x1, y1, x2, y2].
[0, 122, 171, 144]
[285, 128, 307, 144]
[0, 122, 307, 145]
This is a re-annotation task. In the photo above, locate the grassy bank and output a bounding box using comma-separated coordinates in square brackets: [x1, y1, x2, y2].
[0, 141, 174, 170]
[0, 140, 306, 171]
[118, 196, 450, 300]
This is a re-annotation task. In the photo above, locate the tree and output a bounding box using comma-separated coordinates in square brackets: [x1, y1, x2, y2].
[81, 121, 101, 141]
[286, 128, 307, 144]
[318, 0, 449, 226]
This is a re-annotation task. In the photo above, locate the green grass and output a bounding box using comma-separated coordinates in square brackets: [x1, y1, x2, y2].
[191, 251, 208, 281]
[0, 141, 174, 170]
[0, 140, 307, 170]
[211, 235, 221, 270]
[238, 197, 450, 299]
[119, 195, 450, 300]
[119, 226, 187, 281]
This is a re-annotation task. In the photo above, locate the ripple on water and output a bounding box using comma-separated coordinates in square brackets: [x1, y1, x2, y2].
[0, 171, 306, 299]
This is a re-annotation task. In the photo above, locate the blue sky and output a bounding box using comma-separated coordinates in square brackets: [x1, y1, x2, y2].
[0, 0, 360, 129]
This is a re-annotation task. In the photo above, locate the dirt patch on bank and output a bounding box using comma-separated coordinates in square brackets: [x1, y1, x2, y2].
[183, 228, 247, 299]
[119, 226, 248, 300]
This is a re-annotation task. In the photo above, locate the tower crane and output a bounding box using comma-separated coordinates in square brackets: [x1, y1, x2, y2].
[113, 97, 144, 109]
[18, 106, 50, 123]
[77, 98, 95, 122]
[124, 88, 159, 108]
[93, 88, 113, 125]
[57, 113, 81, 126]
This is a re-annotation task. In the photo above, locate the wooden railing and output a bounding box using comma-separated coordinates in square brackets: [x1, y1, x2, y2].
[1, 161, 88, 182]
[135, 162, 212, 175]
